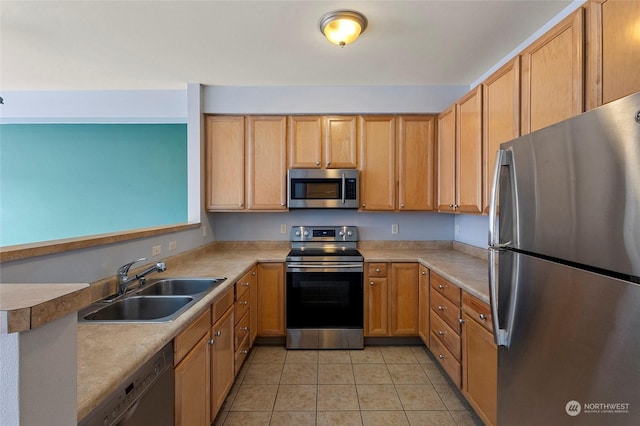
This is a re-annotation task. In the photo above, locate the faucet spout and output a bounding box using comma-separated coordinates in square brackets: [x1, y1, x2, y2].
[116, 258, 167, 295]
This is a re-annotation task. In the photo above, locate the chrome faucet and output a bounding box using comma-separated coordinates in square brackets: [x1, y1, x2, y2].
[116, 257, 167, 295]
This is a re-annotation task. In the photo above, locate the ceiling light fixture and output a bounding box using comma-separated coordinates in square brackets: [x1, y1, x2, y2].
[319, 10, 368, 47]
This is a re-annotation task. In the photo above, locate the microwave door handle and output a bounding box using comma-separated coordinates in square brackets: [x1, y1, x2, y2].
[341, 173, 346, 204]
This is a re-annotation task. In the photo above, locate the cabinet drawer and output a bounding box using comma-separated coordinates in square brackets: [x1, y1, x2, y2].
[431, 290, 461, 333]
[236, 269, 254, 299]
[174, 307, 211, 365]
[368, 263, 388, 278]
[235, 292, 250, 325]
[430, 309, 461, 361]
[235, 311, 250, 350]
[430, 330, 461, 388]
[235, 333, 250, 376]
[462, 292, 493, 333]
[430, 272, 461, 305]
[213, 288, 234, 323]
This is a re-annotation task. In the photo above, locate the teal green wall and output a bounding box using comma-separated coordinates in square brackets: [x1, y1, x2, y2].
[0, 124, 187, 246]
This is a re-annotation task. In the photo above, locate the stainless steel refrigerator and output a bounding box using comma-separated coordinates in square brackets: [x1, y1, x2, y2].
[488, 91, 640, 425]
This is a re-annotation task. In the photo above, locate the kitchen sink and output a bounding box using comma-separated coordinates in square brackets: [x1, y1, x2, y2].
[80, 295, 195, 323]
[136, 277, 226, 296]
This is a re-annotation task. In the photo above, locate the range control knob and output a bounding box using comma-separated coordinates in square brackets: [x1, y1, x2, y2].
[303, 230, 309, 236]
[339, 231, 345, 236]
[295, 230, 301, 236]
[347, 231, 353, 236]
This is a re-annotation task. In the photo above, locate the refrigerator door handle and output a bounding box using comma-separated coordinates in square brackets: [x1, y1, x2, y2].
[488, 149, 512, 247]
[489, 247, 508, 346]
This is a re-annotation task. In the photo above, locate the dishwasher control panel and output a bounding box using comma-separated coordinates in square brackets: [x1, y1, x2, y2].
[78, 342, 173, 426]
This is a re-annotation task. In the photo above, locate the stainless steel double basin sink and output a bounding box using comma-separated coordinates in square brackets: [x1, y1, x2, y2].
[79, 277, 226, 323]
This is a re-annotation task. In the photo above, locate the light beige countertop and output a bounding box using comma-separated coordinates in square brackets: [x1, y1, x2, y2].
[76, 241, 489, 422]
[0, 283, 90, 333]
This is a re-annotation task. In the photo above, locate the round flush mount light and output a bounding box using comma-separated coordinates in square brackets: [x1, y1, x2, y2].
[319, 10, 368, 47]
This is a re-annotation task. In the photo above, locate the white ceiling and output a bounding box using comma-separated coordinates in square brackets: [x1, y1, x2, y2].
[1, 0, 574, 91]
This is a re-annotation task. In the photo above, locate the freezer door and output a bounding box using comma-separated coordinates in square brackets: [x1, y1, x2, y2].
[497, 250, 640, 425]
[499, 91, 640, 278]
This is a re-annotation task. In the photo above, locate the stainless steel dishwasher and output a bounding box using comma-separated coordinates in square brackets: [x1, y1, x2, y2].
[79, 343, 174, 426]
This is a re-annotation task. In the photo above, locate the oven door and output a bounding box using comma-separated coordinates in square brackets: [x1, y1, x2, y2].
[286, 266, 363, 329]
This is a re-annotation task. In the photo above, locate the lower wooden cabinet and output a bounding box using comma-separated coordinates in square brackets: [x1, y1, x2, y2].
[210, 300, 234, 422]
[257, 263, 285, 336]
[365, 262, 419, 336]
[418, 265, 430, 346]
[234, 267, 256, 375]
[462, 293, 497, 426]
[174, 330, 210, 426]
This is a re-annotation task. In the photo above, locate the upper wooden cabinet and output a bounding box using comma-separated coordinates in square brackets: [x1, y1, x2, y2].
[521, 8, 584, 134]
[482, 57, 521, 214]
[437, 87, 483, 214]
[205, 116, 245, 211]
[586, 0, 640, 109]
[397, 116, 436, 211]
[360, 115, 436, 212]
[246, 116, 287, 210]
[205, 115, 286, 212]
[289, 115, 357, 169]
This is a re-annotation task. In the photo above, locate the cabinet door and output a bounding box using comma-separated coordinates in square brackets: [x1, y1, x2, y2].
[462, 312, 497, 426]
[521, 8, 584, 133]
[323, 116, 358, 169]
[175, 334, 210, 426]
[482, 57, 520, 214]
[210, 306, 234, 423]
[205, 116, 245, 210]
[389, 263, 419, 336]
[586, 0, 640, 108]
[365, 277, 388, 336]
[358, 116, 396, 211]
[246, 116, 287, 210]
[397, 116, 436, 211]
[257, 263, 285, 336]
[418, 265, 430, 347]
[288, 116, 323, 168]
[437, 105, 456, 212]
[246, 268, 258, 346]
[456, 86, 483, 214]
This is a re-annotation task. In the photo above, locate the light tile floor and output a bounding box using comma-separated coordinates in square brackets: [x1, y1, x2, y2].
[214, 345, 484, 426]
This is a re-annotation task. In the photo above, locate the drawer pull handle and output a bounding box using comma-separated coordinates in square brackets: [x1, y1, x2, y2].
[241, 326, 249, 331]
[422, 271, 426, 275]
[438, 354, 446, 359]
[438, 330, 445, 336]
[369, 281, 376, 285]
[438, 284, 446, 289]
[479, 314, 487, 320]
[437, 305, 446, 311]
[240, 300, 248, 305]
[459, 318, 465, 324]
[375, 268, 381, 273]
[215, 330, 222, 337]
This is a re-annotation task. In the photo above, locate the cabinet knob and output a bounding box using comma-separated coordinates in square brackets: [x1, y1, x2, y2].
[326, 161, 330, 166]
[375, 268, 380, 273]
[362, 203, 366, 208]
[316, 161, 320, 166]
[437, 305, 446, 311]
[281, 202, 285, 206]
[438, 284, 446, 289]
[241, 350, 249, 354]
[421, 271, 426, 275]
[449, 204, 454, 208]
[438, 354, 446, 360]
[454, 204, 459, 209]
[241, 300, 248, 305]
[242, 282, 250, 287]
[438, 330, 445, 336]
[239, 202, 243, 207]
[459, 318, 465, 324]
[400, 204, 404, 208]
[369, 281, 375, 285]
[479, 314, 487, 320]
[209, 338, 216, 345]
[215, 330, 222, 337]
[252, 271, 256, 276]
[241, 326, 249, 331]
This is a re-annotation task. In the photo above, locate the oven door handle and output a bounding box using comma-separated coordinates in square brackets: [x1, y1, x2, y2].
[287, 263, 363, 269]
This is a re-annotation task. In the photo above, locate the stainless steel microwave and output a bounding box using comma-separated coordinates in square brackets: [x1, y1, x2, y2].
[287, 169, 359, 209]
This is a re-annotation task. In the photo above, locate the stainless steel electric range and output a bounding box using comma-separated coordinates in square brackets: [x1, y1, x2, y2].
[285, 225, 364, 349]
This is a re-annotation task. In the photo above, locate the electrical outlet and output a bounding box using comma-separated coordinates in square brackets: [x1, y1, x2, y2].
[152, 245, 162, 256]
[169, 241, 177, 251]
[391, 224, 399, 234]
[280, 224, 287, 234]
